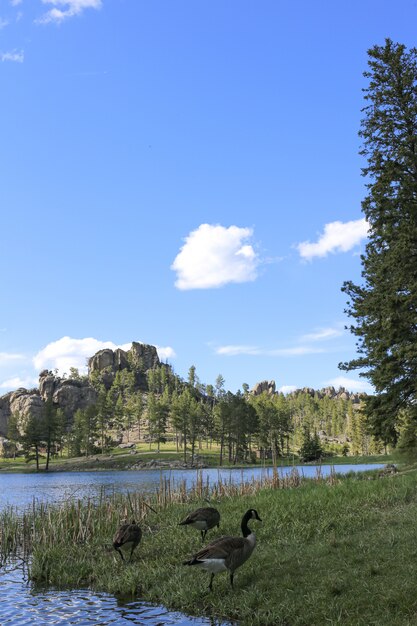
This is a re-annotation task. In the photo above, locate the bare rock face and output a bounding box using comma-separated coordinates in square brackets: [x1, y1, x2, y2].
[87, 348, 129, 374]
[251, 380, 276, 395]
[9, 388, 44, 421]
[39, 371, 97, 419]
[53, 379, 97, 417]
[129, 342, 160, 370]
[0, 436, 18, 458]
[0, 391, 14, 436]
[88, 342, 160, 390]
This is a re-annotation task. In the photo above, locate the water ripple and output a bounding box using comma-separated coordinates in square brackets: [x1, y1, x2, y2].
[1, 563, 229, 626]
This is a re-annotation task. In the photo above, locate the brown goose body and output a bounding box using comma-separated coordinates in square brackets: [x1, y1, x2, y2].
[113, 519, 142, 562]
[179, 507, 220, 542]
[183, 508, 261, 590]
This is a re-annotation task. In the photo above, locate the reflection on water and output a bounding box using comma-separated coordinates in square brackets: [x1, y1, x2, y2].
[1, 561, 230, 626]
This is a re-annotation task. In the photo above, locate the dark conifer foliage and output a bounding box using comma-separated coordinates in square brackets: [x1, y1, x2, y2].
[341, 40, 417, 445]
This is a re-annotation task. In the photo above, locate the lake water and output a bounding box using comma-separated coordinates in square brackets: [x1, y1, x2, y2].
[0, 464, 384, 625]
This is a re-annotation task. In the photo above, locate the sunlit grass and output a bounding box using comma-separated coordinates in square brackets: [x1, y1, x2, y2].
[0, 444, 393, 474]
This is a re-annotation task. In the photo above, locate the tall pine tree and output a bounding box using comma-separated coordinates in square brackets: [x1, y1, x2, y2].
[341, 40, 417, 445]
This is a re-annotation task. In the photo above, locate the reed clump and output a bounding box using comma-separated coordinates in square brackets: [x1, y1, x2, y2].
[0, 467, 335, 566]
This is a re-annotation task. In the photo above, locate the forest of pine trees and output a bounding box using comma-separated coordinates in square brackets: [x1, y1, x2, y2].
[7, 362, 383, 465]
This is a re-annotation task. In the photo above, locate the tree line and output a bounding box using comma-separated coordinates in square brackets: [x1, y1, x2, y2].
[7, 363, 380, 469]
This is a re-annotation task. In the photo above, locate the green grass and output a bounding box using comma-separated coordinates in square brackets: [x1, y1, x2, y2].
[8, 467, 417, 625]
[0, 445, 392, 474]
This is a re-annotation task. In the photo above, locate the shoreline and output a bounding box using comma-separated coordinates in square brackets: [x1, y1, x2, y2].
[0, 452, 392, 474]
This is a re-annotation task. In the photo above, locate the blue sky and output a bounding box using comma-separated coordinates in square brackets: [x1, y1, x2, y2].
[1, 0, 416, 395]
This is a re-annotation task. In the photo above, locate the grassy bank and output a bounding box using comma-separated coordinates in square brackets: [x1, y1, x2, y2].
[2, 466, 417, 625]
[0, 443, 392, 473]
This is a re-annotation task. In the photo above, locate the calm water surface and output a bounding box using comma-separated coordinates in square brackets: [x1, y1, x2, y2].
[0, 464, 383, 511]
[0, 464, 383, 625]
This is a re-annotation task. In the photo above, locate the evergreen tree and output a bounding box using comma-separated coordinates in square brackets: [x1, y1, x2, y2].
[147, 390, 169, 451]
[341, 40, 417, 445]
[299, 425, 323, 462]
[40, 398, 60, 470]
[21, 414, 43, 470]
[7, 412, 21, 459]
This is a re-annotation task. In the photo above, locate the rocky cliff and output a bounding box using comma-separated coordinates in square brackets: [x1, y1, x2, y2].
[0, 341, 161, 437]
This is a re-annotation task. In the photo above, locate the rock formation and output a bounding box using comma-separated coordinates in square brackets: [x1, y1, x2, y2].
[88, 341, 160, 390]
[0, 341, 162, 437]
[250, 380, 364, 404]
[250, 380, 276, 396]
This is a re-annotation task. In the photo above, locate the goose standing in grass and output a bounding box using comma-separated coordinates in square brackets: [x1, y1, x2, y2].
[179, 507, 221, 542]
[113, 519, 142, 563]
[183, 508, 262, 591]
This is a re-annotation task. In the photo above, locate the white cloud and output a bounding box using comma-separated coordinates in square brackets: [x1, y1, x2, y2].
[33, 337, 129, 374]
[37, 0, 102, 24]
[171, 224, 259, 290]
[301, 326, 343, 342]
[216, 345, 325, 357]
[32, 336, 176, 376]
[156, 345, 176, 361]
[297, 218, 369, 260]
[324, 375, 372, 393]
[279, 385, 297, 394]
[0, 376, 38, 390]
[0, 18, 10, 28]
[10, 0, 23, 6]
[1, 49, 24, 62]
[0, 352, 26, 365]
[217, 345, 261, 356]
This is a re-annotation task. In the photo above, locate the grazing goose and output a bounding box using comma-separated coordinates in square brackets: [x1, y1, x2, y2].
[113, 519, 142, 562]
[183, 508, 262, 590]
[179, 507, 221, 542]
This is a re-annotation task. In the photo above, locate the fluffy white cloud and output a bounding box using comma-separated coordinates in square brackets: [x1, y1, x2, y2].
[0, 351, 26, 365]
[156, 345, 176, 361]
[171, 224, 259, 290]
[33, 336, 175, 375]
[297, 218, 369, 260]
[324, 375, 372, 393]
[0, 376, 38, 390]
[1, 49, 24, 62]
[279, 385, 297, 394]
[37, 0, 102, 24]
[33, 337, 129, 374]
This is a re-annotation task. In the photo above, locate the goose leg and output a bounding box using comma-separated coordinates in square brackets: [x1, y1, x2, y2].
[116, 548, 125, 562]
[230, 573, 234, 589]
[208, 573, 215, 591]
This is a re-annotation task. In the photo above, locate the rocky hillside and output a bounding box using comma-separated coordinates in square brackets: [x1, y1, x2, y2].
[0, 341, 161, 437]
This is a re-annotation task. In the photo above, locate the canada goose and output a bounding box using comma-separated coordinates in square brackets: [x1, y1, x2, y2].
[113, 519, 142, 562]
[179, 507, 221, 542]
[183, 508, 262, 590]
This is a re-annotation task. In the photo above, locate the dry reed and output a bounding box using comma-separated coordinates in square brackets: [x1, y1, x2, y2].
[0, 465, 338, 565]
